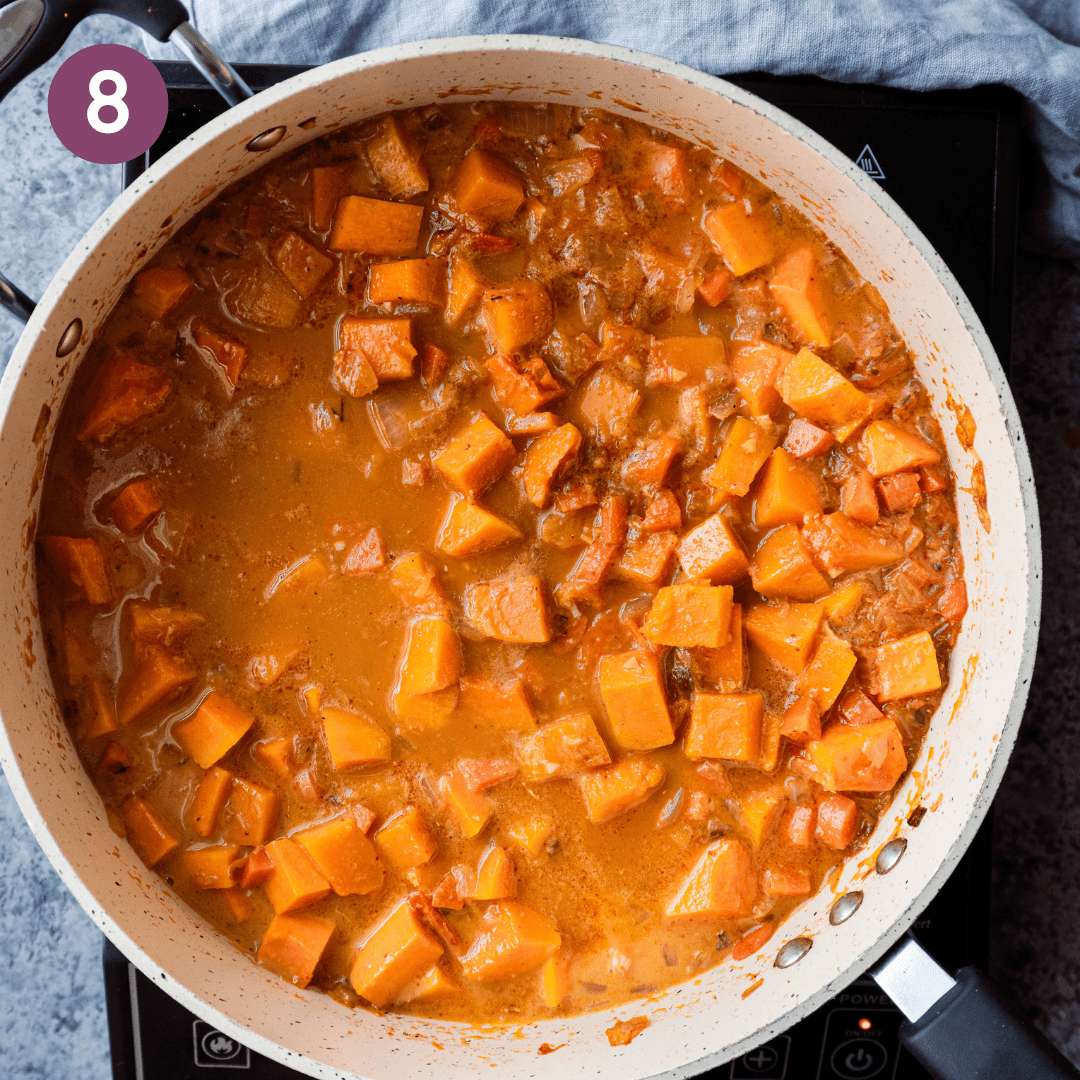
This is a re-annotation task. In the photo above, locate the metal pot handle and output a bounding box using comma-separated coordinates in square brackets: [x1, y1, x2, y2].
[0, 0, 252, 324]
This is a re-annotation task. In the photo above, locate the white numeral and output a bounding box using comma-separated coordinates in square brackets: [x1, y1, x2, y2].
[87, 69, 129, 135]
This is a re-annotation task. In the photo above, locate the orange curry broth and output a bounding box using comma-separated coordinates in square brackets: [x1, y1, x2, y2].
[34, 101, 965, 1022]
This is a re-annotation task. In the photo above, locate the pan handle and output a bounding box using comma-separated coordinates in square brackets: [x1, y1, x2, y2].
[871, 933, 1078, 1079]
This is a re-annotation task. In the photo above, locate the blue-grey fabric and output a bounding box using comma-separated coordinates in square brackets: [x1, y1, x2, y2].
[145, 0, 1080, 257]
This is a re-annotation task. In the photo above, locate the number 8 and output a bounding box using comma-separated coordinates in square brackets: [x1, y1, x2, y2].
[87, 69, 130, 135]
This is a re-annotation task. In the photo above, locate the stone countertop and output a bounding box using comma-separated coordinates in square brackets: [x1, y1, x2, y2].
[1, 23, 1079, 1078]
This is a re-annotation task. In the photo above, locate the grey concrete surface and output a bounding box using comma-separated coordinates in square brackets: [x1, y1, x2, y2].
[1, 21, 1079, 1078]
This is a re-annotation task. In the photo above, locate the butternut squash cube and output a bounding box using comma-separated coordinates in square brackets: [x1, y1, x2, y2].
[183, 844, 241, 890]
[122, 796, 179, 868]
[397, 963, 462, 1003]
[763, 866, 812, 897]
[702, 201, 779, 277]
[117, 645, 195, 725]
[642, 583, 734, 649]
[517, 713, 611, 782]
[263, 552, 330, 601]
[504, 814, 555, 855]
[666, 837, 756, 918]
[454, 148, 524, 223]
[127, 604, 195, 648]
[678, 513, 751, 585]
[841, 468, 879, 524]
[541, 954, 571, 1008]
[189, 766, 233, 837]
[445, 256, 484, 324]
[367, 116, 429, 197]
[768, 246, 833, 348]
[464, 576, 552, 643]
[857, 419, 942, 478]
[743, 601, 824, 674]
[704, 416, 779, 500]
[802, 512, 906, 576]
[782, 417, 835, 459]
[486, 352, 564, 416]
[438, 769, 493, 838]
[622, 434, 683, 485]
[41, 535, 111, 605]
[222, 778, 278, 847]
[472, 844, 517, 900]
[878, 472, 923, 513]
[77, 352, 171, 444]
[691, 602, 746, 690]
[778, 348, 873, 438]
[391, 687, 458, 731]
[837, 688, 885, 725]
[614, 530, 679, 585]
[270, 230, 334, 298]
[368, 258, 446, 306]
[311, 163, 351, 229]
[374, 806, 437, 870]
[523, 423, 582, 507]
[806, 718, 907, 792]
[461, 901, 561, 982]
[258, 912, 334, 989]
[797, 630, 857, 712]
[779, 696, 821, 743]
[320, 706, 391, 769]
[396, 618, 462, 698]
[263, 838, 332, 914]
[481, 281, 553, 355]
[456, 674, 537, 731]
[350, 900, 445, 1007]
[598, 651, 675, 751]
[873, 631, 942, 701]
[753, 448, 823, 528]
[578, 369, 642, 443]
[739, 785, 786, 847]
[194, 318, 248, 390]
[338, 316, 417, 382]
[390, 552, 450, 611]
[579, 756, 666, 824]
[329, 195, 424, 254]
[749, 524, 831, 601]
[816, 792, 859, 848]
[648, 336, 726, 385]
[173, 691, 254, 769]
[732, 341, 793, 417]
[433, 413, 516, 494]
[437, 496, 523, 558]
[684, 692, 764, 762]
[131, 266, 195, 321]
[109, 478, 162, 533]
[82, 680, 118, 740]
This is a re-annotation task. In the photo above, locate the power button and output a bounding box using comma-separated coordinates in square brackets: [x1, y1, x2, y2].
[816, 1005, 901, 1079]
[830, 1038, 888, 1079]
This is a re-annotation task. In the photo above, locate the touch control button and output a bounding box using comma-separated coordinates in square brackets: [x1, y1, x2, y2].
[830, 1037, 888, 1079]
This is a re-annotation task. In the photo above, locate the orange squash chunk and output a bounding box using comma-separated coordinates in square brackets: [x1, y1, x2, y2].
[439, 768, 493, 838]
[332, 347, 378, 398]
[754, 448, 823, 528]
[857, 420, 942, 478]
[702, 200, 779, 277]
[642, 489, 682, 533]
[222, 778, 278, 846]
[614, 530, 679, 585]
[878, 472, 923, 513]
[461, 901, 561, 983]
[579, 756, 666, 823]
[506, 410, 559, 436]
[173, 691, 254, 769]
[396, 617, 461, 700]
[219, 888, 254, 924]
[778, 348, 873, 439]
[41, 535, 111, 604]
[342, 528, 387, 576]
[117, 646, 195, 725]
[873, 631, 942, 701]
[798, 630, 857, 712]
[472, 844, 517, 900]
[398, 963, 462, 1003]
[743, 601, 824, 674]
[456, 675, 537, 731]
[487, 352, 563, 415]
[739, 785, 787, 847]
[368, 115, 429, 197]
[259, 912, 335, 989]
[270, 230, 334, 298]
[122, 796, 179, 868]
[684, 692, 764, 762]
[131, 266, 195, 321]
[704, 417, 779, 500]
[783, 417, 835, 459]
[732, 341, 793, 417]
[647, 336, 726, 385]
[768, 246, 833, 348]
[523, 423, 582, 507]
[642, 583, 734, 649]
[350, 900, 445, 1007]
[598, 650, 675, 751]
[433, 414, 515, 494]
[263, 838, 332, 914]
[320, 706, 391, 769]
[504, 814, 555, 856]
[465, 576, 552, 643]
[82, 680, 118, 740]
[622, 434, 683, 485]
[779, 696, 821, 743]
[678, 513, 750, 585]
[338, 316, 417, 382]
[517, 712, 611, 782]
[578, 369, 642, 443]
[481, 282, 553, 355]
[437, 496, 523, 558]
[691, 602, 746, 690]
[311, 163, 351, 229]
[445, 256, 485, 324]
[802, 512, 906, 575]
[454, 148, 524, 223]
[816, 793, 859, 848]
[77, 352, 171, 443]
[390, 552, 450, 612]
[368, 258, 446, 306]
[666, 837, 756, 918]
[374, 806, 437, 870]
[841, 468, 879, 525]
[189, 766, 233, 837]
[698, 264, 734, 307]
[837, 688, 885, 725]
[763, 866, 812, 897]
[264, 552, 330, 601]
[329, 195, 424, 254]
[183, 844, 241, 890]
[749, 524, 831, 601]
[817, 579, 868, 626]
[109, 478, 162, 533]
[806, 718, 907, 792]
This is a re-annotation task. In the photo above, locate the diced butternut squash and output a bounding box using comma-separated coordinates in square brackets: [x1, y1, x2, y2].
[782, 417, 835, 459]
[464, 577, 552, 643]
[698, 264, 734, 306]
[579, 756, 666, 823]
[109, 478, 162, 533]
[504, 814, 555, 856]
[816, 793, 859, 848]
[472, 844, 517, 900]
[691, 603, 746, 690]
[517, 713, 611, 782]
[648, 336, 726, 385]
[258, 912, 335, 988]
[481, 282, 553, 355]
[173, 691, 254, 769]
[320, 706, 392, 769]
[763, 866, 812, 896]
[678, 513, 751, 585]
[368, 116, 429, 197]
[438, 769, 493, 838]
[271, 230, 334, 298]
[183, 844, 241, 890]
[598, 650, 675, 752]
[739, 785, 786, 847]
[454, 149, 524, 223]
[374, 806, 437, 869]
[392, 686, 459, 730]
[445, 257, 485, 324]
[802, 512, 906, 575]
[578, 369, 642, 443]
[456, 674, 537, 731]
[263, 837, 332, 914]
[614, 530, 679, 585]
[41, 535, 111, 604]
[189, 766, 233, 837]
[332, 347, 378, 398]
[219, 888, 254, 924]
[338, 315, 417, 382]
[122, 796, 179, 867]
[818, 580, 867, 626]
[523, 423, 582, 507]
[222, 778, 279, 846]
[368, 258, 446, 306]
[263, 552, 329, 601]
[350, 900, 445, 1007]
[130, 266, 194, 321]
[768, 246, 833, 347]
[704, 417, 779, 500]
[397, 963, 462, 1003]
[759, 711, 784, 773]
[461, 901, 561, 982]
[666, 837, 756, 918]
[873, 631, 942, 701]
[754, 448, 823, 528]
[433, 413, 515, 494]
[684, 692, 764, 762]
[487, 352, 564, 416]
[750, 524, 831, 601]
[642, 583, 733, 649]
[117, 646, 195, 725]
[506, 410, 559, 436]
[437, 496, 523, 557]
[77, 352, 171, 444]
[396, 618, 462, 698]
[779, 696, 821, 743]
[311, 163, 351, 229]
[837, 688, 885, 725]
[743, 601, 824, 674]
[778, 348, 873, 438]
[622, 434, 682, 485]
[806, 718, 907, 792]
[841, 468, 879, 525]
[541, 954, 572, 1008]
[798, 630, 857, 712]
[554, 538, 619, 607]
[329, 196, 424, 254]
[390, 552, 450, 612]
[82, 680, 118, 740]
[858, 419, 941, 478]
[342, 528, 387, 576]
[732, 341, 793, 417]
[642, 489, 682, 532]
[877, 471, 923, 513]
[786, 804, 816, 847]
[702, 200, 779, 276]
[234, 847, 274, 889]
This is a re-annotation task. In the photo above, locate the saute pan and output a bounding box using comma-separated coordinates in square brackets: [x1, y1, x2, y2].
[0, 2, 1066, 1077]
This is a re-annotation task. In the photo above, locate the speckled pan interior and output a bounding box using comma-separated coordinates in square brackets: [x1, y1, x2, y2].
[0, 36, 1040, 1080]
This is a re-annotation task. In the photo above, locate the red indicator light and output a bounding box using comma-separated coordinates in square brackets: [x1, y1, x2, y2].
[859, 1018, 872, 1031]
